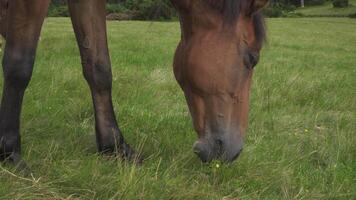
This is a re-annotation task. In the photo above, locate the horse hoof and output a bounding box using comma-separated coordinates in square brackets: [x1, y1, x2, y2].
[119, 142, 143, 165]
[2, 153, 32, 176]
[126, 146, 144, 165]
[101, 143, 143, 165]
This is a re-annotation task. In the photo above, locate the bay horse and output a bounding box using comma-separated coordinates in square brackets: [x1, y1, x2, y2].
[0, 0, 267, 167]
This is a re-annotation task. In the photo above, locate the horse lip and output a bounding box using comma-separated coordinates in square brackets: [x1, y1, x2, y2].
[230, 148, 243, 162]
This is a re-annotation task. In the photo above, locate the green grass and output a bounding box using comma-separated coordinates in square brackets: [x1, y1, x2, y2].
[0, 18, 355, 199]
[296, 0, 356, 17]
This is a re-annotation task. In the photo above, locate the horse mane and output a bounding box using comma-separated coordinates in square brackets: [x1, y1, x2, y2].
[204, 0, 266, 46]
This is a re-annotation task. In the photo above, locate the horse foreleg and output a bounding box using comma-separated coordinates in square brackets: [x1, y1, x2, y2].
[0, 0, 50, 166]
[68, 0, 141, 162]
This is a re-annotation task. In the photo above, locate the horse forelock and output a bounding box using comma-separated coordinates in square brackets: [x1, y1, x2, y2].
[203, 0, 266, 46]
[203, 0, 240, 23]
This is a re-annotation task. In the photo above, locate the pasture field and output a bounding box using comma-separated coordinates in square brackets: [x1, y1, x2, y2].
[0, 18, 355, 199]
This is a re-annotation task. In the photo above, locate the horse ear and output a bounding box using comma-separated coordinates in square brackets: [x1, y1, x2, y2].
[248, 0, 269, 15]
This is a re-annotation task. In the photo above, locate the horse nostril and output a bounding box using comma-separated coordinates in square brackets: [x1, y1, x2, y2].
[216, 136, 243, 162]
[193, 142, 202, 154]
[193, 140, 212, 163]
[215, 139, 223, 146]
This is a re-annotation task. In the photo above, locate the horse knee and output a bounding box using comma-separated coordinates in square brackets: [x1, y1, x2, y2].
[83, 59, 112, 91]
[2, 53, 34, 89]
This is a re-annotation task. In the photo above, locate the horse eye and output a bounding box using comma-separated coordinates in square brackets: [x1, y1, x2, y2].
[244, 51, 260, 69]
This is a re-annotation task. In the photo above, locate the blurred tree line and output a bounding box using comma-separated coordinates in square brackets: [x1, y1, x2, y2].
[49, 0, 349, 19]
[261, 0, 348, 17]
[49, 0, 175, 20]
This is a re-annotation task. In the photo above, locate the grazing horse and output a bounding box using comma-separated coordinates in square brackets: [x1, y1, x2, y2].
[0, 0, 267, 167]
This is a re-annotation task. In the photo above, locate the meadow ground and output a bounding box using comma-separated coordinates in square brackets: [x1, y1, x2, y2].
[0, 18, 355, 199]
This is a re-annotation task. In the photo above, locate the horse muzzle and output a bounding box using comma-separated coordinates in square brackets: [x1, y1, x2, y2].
[193, 133, 243, 163]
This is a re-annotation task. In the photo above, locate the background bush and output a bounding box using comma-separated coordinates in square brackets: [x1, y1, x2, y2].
[305, 0, 326, 5]
[333, 0, 349, 7]
[263, 6, 285, 17]
[48, 0, 175, 20]
[263, 2, 298, 17]
[47, 4, 69, 17]
[124, 0, 175, 20]
[48, 0, 344, 19]
[106, 3, 129, 14]
[349, 12, 356, 17]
